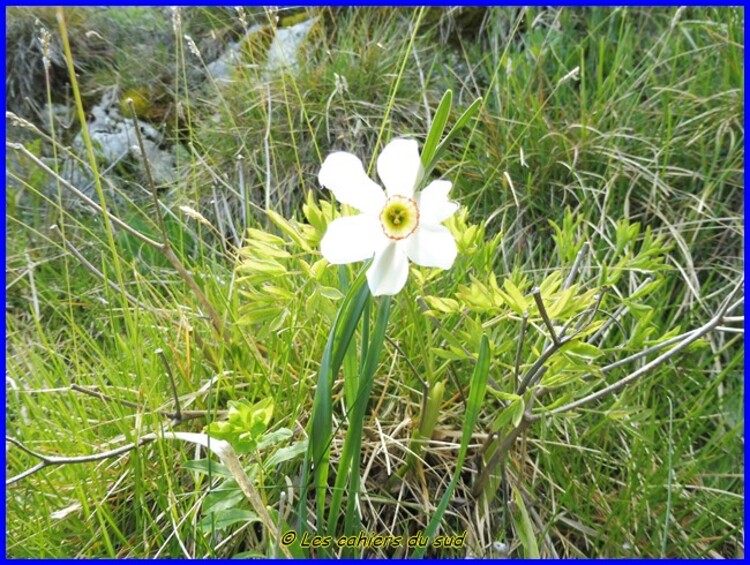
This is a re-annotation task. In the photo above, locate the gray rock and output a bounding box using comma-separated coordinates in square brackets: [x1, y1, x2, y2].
[61, 87, 178, 197]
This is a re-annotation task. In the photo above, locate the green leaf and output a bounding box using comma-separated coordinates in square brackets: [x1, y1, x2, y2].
[182, 458, 233, 479]
[327, 296, 392, 537]
[256, 428, 293, 450]
[318, 285, 344, 300]
[235, 257, 286, 276]
[199, 508, 260, 532]
[422, 295, 460, 314]
[546, 287, 574, 319]
[487, 390, 521, 403]
[421, 89, 453, 169]
[305, 265, 371, 533]
[510, 486, 540, 558]
[424, 96, 483, 177]
[562, 339, 602, 359]
[412, 335, 490, 558]
[266, 208, 310, 250]
[501, 278, 528, 314]
[491, 397, 525, 432]
[203, 479, 245, 514]
[265, 440, 308, 468]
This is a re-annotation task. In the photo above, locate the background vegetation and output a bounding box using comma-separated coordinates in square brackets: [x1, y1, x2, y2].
[5, 6, 744, 558]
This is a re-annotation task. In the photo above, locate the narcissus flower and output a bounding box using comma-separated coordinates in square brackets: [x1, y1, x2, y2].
[319, 138, 458, 296]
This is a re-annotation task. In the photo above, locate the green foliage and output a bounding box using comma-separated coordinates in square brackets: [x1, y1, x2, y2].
[205, 397, 274, 453]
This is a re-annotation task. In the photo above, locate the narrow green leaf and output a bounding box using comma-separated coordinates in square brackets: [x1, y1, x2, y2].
[265, 439, 308, 468]
[424, 96, 483, 177]
[503, 278, 528, 313]
[561, 339, 602, 359]
[491, 397, 525, 433]
[510, 486, 541, 558]
[412, 334, 490, 558]
[327, 296, 391, 537]
[303, 264, 371, 534]
[421, 90, 453, 169]
[182, 459, 233, 478]
[199, 508, 260, 532]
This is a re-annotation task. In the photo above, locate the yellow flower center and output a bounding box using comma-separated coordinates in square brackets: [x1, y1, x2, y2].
[379, 195, 419, 240]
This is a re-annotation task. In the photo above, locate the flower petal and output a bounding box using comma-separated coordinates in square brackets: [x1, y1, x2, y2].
[405, 224, 458, 269]
[319, 152, 386, 213]
[320, 214, 383, 264]
[417, 180, 458, 225]
[377, 138, 423, 198]
[366, 241, 410, 296]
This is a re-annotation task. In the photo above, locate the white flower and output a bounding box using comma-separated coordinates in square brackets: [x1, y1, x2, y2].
[318, 138, 459, 296]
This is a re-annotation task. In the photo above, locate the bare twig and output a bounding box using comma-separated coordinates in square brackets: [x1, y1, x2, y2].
[156, 348, 182, 423]
[513, 312, 529, 392]
[385, 335, 433, 414]
[127, 98, 169, 242]
[516, 340, 561, 396]
[563, 242, 589, 290]
[5, 432, 292, 558]
[52, 225, 146, 307]
[532, 287, 559, 345]
[572, 287, 608, 335]
[52, 225, 223, 370]
[237, 154, 248, 233]
[69, 383, 226, 423]
[477, 278, 743, 501]
[6, 434, 157, 486]
[125, 102, 227, 338]
[264, 84, 273, 214]
[517, 287, 607, 395]
[273, 491, 287, 558]
[7, 142, 162, 248]
[589, 278, 652, 344]
[539, 277, 743, 418]
[417, 297, 498, 394]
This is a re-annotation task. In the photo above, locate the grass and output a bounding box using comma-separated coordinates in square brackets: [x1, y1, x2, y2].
[5, 6, 744, 558]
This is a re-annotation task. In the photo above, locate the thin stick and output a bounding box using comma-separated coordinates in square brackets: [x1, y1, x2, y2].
[273, 491, 286, 558]
[563, 242, 589, 290]
[516, 341, 561, 395]
[6, 434, 157, 485]
[25, 252, 41, 320]
[513, 312, 529, 392]
[264, 84, 272, 213]
[541, 278, 743, 418]
[69, 383, 226, 422]
[124, 101, 226, 338]
[163, 245, 225, 338]
[7, 142, 163, 249]
[237, 155, 247, 233]
[127, 98, 169, 243]
[52, 226, 145, 307]
[6, 432, 291, 557]
[573, 287, 607, 334]
[156, 348, 182, 423]
[385, 335, 433, 414]
[589, 278, 651, 344]
[518, 287, 607, 395]
[417, 296, 497, 394]
[532, 287, 558, 345]
[53, 226, 222, 370]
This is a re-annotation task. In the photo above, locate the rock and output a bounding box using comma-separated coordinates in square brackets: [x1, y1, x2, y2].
[205, 17, 318, 84]
[263, 17, 318, 75]
[61, 87, 178, 197]
[206, 23, 267, 83]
